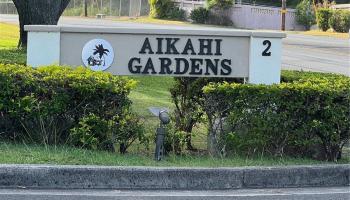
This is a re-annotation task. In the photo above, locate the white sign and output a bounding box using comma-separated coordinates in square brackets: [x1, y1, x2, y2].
[81, 39, 114, 71]
[25, 26, 286, 84]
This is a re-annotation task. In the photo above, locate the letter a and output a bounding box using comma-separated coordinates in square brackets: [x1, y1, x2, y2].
[139, 38, 154, 54]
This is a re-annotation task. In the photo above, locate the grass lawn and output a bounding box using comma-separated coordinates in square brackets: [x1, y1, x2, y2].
[1, 142, 344, 167]
[0, 23, 26, 65]
[113, 16, 192, 26]
[294, 30, 349, 39]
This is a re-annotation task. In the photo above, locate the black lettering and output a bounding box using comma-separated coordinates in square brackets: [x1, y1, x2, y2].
[139, 38, 154, 54]
[174, 58, 189, 75]
[198, 39, 213, 55]
[181, 39, 196, 55]
[128, 57, 142, 74]
[215, 39, 222, 55]
[159, 58, 173, 74]
[189, 59, 203, 75]
[205, 59, 219, 75]
[262, 40, 272, 56]
[220, 59, 232, 75]
[156, 38, 164, 54]
[142, 58, 157, 74]
[165, 38, 180, 54]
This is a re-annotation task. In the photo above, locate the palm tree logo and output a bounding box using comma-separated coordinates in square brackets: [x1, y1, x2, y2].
[87, 44, 110, 67]
[82, 39, 114, 71]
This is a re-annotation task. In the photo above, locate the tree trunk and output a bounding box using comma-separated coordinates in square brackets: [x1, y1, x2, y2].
[12, 0, 70, 48]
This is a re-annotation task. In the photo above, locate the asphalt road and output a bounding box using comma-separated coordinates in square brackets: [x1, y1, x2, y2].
[1, 14, 349, 76]
[0, 187, 349, 200]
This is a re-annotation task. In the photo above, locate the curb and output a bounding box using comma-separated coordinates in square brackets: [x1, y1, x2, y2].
[0, 164, 349, 190]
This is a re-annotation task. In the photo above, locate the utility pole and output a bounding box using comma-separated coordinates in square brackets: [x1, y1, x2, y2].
[84, 0, 88, 17]
[281, 0, 286, 31]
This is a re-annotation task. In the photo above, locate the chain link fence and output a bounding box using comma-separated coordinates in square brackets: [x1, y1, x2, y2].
[63, 0, 149, 17]
[0, 0, 150, 17]
[0, 0, 17, 14]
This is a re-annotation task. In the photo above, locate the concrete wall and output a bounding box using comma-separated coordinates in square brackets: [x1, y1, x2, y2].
[176, 1, 304, 31]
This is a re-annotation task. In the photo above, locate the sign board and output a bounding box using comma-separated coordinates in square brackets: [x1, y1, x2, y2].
[25, 25, 286, 84]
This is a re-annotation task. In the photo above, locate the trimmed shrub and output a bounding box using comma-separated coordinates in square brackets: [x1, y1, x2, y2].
[70, 114, 113, 151]
[203, 71, 350, 161]
[316, 8, 332, 31]
[167, 7, 186, 21]
[296, 0, 316, 30]
[0, 64, 143, 153]
[149, 0, 186, 20]
[329, 10, 350, 33]
[190, 7, 209, 24]
[113, 111, 146, 154]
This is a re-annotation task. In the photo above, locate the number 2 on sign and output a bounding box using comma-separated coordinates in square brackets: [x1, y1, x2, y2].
[262, 40, 271, 56]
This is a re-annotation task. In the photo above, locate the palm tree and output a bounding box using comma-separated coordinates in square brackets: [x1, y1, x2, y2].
[93, 44, 109, 66]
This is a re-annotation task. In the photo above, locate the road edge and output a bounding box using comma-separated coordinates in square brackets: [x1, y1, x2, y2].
[0, 164, 349, 190]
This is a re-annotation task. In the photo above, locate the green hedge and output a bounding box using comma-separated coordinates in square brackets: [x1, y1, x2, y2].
[329, 9, 350, 33]
[190, 7, 209, 24]
[203, 71, 350, 161]
[0, 64, 143, 153]
[316, 8, 332, 31]
[316, 8, 350, 33]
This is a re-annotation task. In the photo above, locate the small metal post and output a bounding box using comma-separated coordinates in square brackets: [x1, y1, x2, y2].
[154, 110, 170, 161]
[155, 126, 166, 161]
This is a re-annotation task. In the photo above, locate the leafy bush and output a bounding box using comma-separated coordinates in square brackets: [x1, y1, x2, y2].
[329, 10, 350, 33]
[113, 111, 146, 154]
[296, 0, 316, 30]
[170, 77, 243, 152]
[70, 114, 113, 151]
[149, 0, 186, 20]
[206, 0, 233, 10]
[163, 121, 187, 155]
[0, 64, 142, 153]
[167, 7, 186, 21]
[203, 71, 350, 161]
[316, 8, 332, 31]
[190, 7, 209, 24]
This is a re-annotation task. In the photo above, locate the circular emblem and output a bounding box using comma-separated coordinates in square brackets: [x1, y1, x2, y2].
[82, 39, 114, 71]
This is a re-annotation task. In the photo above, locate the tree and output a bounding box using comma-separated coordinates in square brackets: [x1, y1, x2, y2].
[170, 78, 206, 151]
[296, 0, 316, 30]
[12, 0, 71, 48]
